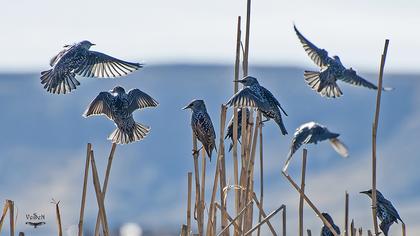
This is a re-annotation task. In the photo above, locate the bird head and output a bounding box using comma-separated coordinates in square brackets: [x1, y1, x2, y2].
[321, 212, 334, 224]
[360, 189, 384, 199]
[110, 86, 126, 95]
[79, 40, 95, 49]
[233, 76, 259, 87]
[182, 99, 206, 111]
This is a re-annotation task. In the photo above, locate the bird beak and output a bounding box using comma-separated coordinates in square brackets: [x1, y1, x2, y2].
[233, 79, 244, 83]
[91, 43, 96, 46]
[182, 104, 190, 110]
[359, 191, 368, 194]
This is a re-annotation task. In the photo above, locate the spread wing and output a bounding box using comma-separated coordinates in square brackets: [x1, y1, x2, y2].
[294, 25, 330, 68]
[50, 46, 71, 66]
[127, 89, 159, 113]
[226, 88, 267, 109]
[74, 51, 143, 78]
[339, 69, 379, 90]
[83, 92, 114, 119]
[261, 86, 288, 116]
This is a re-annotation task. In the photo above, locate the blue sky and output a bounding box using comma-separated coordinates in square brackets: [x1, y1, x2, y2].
[1, 0, 420, 72]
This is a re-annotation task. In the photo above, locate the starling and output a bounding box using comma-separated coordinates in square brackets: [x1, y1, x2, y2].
[283, 121, 348, 171]
[225, 108, 250, 152]
[321, 213, 341, 236]
[360, 189, 404, 236]
[294, 25, 392, 98]
[183, 99, 216, 160]
[83, 86, 158, 144]
[226, 76, 288, 135]
[41, 40, 142, 94]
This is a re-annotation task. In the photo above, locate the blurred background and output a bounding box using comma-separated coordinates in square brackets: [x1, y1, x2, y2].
[0, 0, 419, 235]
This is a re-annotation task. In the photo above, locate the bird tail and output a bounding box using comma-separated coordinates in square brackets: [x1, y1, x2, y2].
[304, 70, 342, 98]
[282, 149, 294, 172]
[274, 117, 288, 135]
[40, 69, 80, 94]
[108, 122, 150, 144]
[329, 138, 349, 158]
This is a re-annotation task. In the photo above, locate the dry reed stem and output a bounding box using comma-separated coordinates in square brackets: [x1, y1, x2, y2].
[181, 224, 188, 236]
[367, 230, 372, 236]
[359, 228, 363, 236]
[218, 106, 228, 235]
[192, 134, 203, 235]
[187, 172, 192, 236]
[0, 201, 9, 233]
[371, 39, 389, 236]
[78, 143, 91, 236]
[282, 172, 339, 236]
[244, 204, 285, 236]
[201, 147, 206, 233]
[242, 0, 251, 76]
[257, 122, 264, 236]
[52, 200, 63, 236]
[345, 191, 349, 236]
[402, 223, 406, 236]
[94, 143, 117, 234]
[90, 150, 110, 236]
[237, 107, 248, 231]
[351, 219, 355, 236]
[234, 16, 241, 94]
[251, 193, 277, 235]
[306, 229, 311, 236]
[217, 201, 253, 236]
[7, 200, 14, 236]
[282, 205, 286, 236]
[299, 149, 308, 236]
[215, 203, 242, 235]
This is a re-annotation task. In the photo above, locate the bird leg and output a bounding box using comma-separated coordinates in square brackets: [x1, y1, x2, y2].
[192, 146, 203, 156]
[259, 118, 270, 127]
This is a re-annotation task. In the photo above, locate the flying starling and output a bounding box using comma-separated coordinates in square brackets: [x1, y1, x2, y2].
[41, 40, 142, 94]
[321, 213, 341, 236]
[294, 25, 392, 98]
[226, 76, 288, 135]
[183, 99, 216, 160]
[225, 108, 250, 152]
[283, 121, 348, 171]
[83, 86, 158, 144]
[360, 189, 404, 236]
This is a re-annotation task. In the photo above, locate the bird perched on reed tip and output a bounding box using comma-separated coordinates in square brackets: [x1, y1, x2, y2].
[283, 121, 348, 172]
[41, 40, 143, 94]
[321, 213, 341, 236]
[225, 108, 250, 151]
[183, 99, 216, 161]
[294, 25, 393, 98]
[360, 189, 404, 236]
[226, 76, 288, 135]
[83, 86, 158, 144]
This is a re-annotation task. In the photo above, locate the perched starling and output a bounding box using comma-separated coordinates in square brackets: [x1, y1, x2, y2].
[321, 213, 341, 236]
[360, 189, 404, 236]
[183, 99, 216, 160]
[226, 76, 288, 135]
[83, 86, 158, 144]
[294, 25, 392, 98]
[283, 122, 348, 171]
[225, 108, 250, 152]
[41, 40, 142, 94]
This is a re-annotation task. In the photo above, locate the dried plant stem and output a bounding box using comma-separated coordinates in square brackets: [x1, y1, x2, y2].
[7, 200, 14, 236]
[0, 201, 9, 233]
[78, 143, 91, 236]
[217, 201, 253, 236]
[306, 229, 311, 236]
[402, 223, 406, 236]
[218, 106, 228, 235]
[90, 150, 110, 236]
[282, 205, 287, 236]
[345, 191, 349, 236]
[181, 224, 188, 236]
[299, 149, 308, 236]
[192, 135, 203, 235]
[252, 193, 277, 235]
[371, 39, 389, 236]
[368, 230, 373, 236]
[351, 219, 355, 236]
[257, 123, 264, 236]
[282, 171, 339, 236]
[244, 205, 285, 236]
[215, 203, 242, 235]
[359, 228, 363, 236]
[242, 0, 251, 76]
[94, 143, 117, 234]
[201, 147, 206, 233]
[52, 200, 63, 236]
[187, 172, 192, 236]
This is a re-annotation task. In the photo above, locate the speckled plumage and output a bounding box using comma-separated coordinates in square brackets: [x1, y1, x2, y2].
[283, 122, 349, 171]
[183, 100, 216, 160]
[226, 76, 288, 135]
[321, 213, 341, 236]
[225, 108, 250, 151]
[294, 25, 392, 98]
[360, 190, 404, 236]
[41, 40, 143, 94]
[83, 86, 158, 144]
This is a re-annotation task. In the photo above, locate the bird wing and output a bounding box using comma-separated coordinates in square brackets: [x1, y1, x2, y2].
[74, 51, 143, 78]
[283, 126, 311, 172]
[50, 46, 71, 67]
[193, 113, 216, 154]
[83, 92, 114, 119]
[339, 69, 379, 90]
[378, 198, 404, 223]
[294, 25, 330, 68]
[329, 138, 349, 158]
[261, 86, 288, 116]
[226, 88, 267, 109]
[127, 89, 159, 113]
